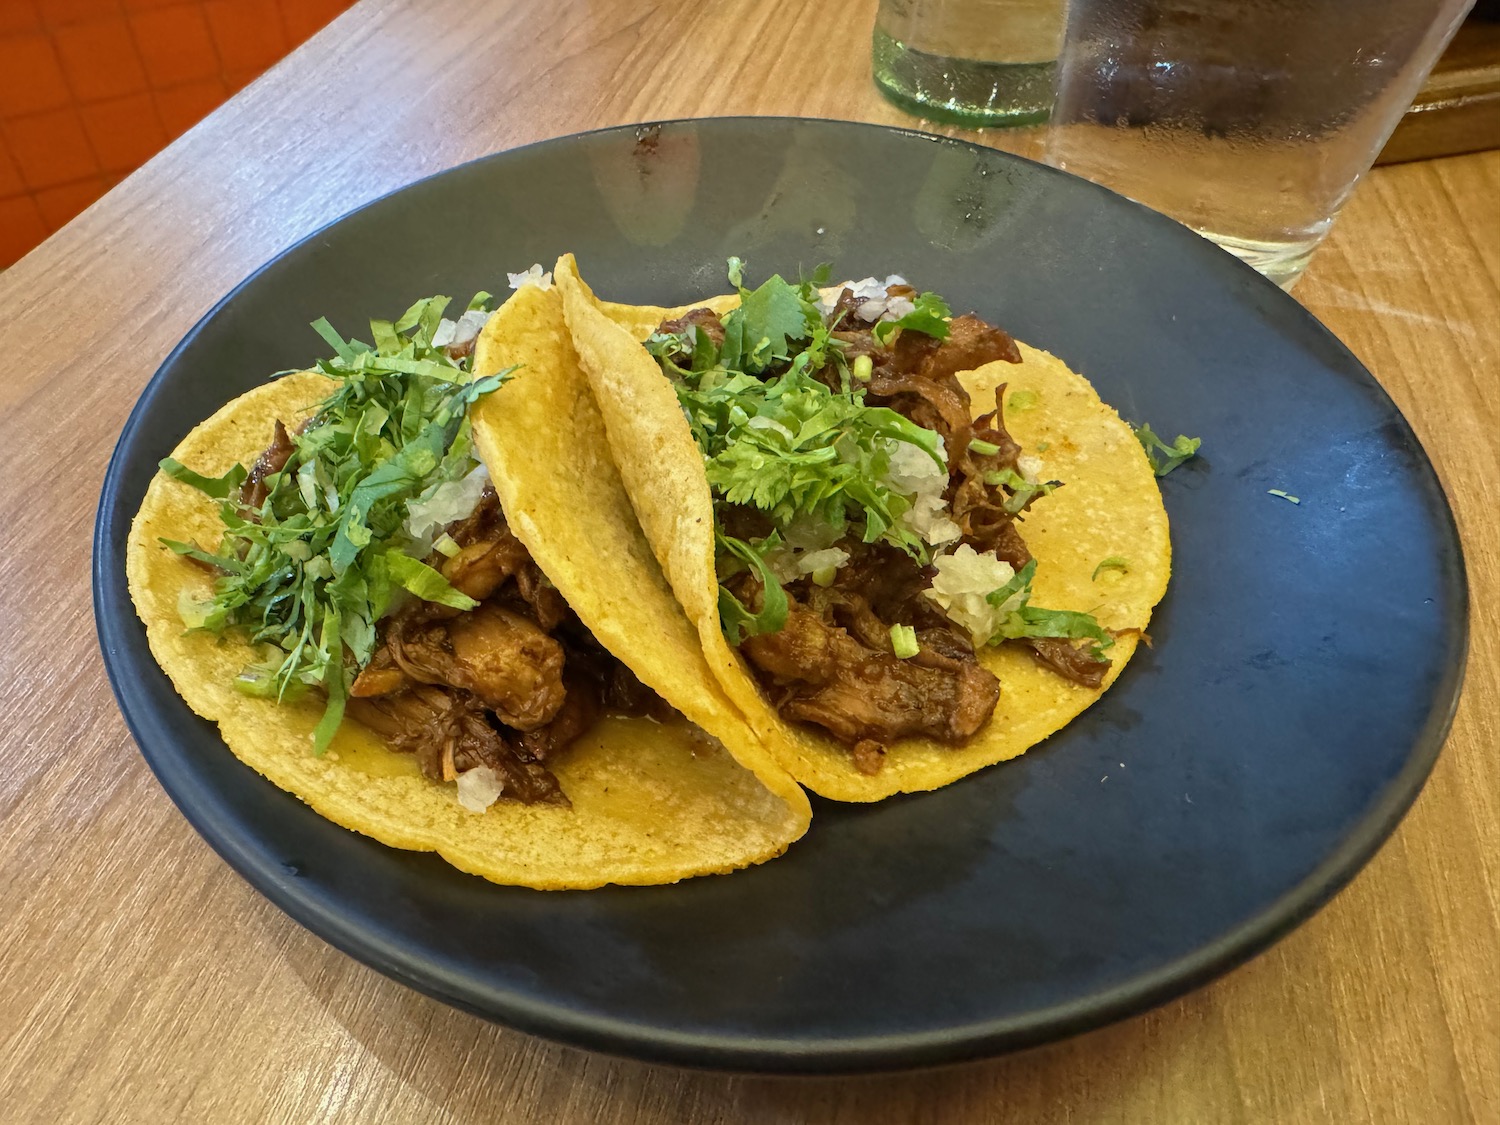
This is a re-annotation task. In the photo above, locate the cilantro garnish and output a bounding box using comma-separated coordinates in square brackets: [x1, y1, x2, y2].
[1133, 423, 1201, 477]
[1092, 556, 1130, 580]
[984, 466, 1059, 516]
[158, 458, 247, 498]
[649, 261, 996, 643]
[872, 291, 951, 345]
[719, 257, 816, 374]
[715, 533, 789, 644]
[158, 293, 511, 751]
[697, 378, 943, 551]
[650, 261, 960, 624]
[985, 560, 1113, 657]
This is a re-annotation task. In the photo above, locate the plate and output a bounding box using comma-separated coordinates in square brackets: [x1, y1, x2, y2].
[93, 118, 1467, 1073]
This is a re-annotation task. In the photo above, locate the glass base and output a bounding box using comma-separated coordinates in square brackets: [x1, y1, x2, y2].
[872, 28, 1054, 128]
[1196, 230, 1324, 290]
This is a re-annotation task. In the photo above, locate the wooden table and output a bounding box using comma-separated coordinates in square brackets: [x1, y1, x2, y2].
[3, 2, 1497, 1120]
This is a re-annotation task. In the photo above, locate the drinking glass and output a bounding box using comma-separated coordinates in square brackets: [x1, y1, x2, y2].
[873, 0, 1068, 126]
[1044, 0, 1475, 287]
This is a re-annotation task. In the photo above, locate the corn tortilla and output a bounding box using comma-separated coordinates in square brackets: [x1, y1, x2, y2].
[127, 287, 810, 889]
[469, 283, 811, 828]
[556, 253, 1170, 802]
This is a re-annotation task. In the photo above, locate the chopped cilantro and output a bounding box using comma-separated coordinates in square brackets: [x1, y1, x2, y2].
[985, 560, 1113, 657]
[159, 458, 248, 499]
[378, 549, 479, 610]
[715, 533, 789, 644]
[984, 466, 1059, 515]
[696, 376, 942, 556]
[719, 263, 817, 374]
[872, 291, 952, 345]
[665, 261, 947, 573]
[158, 293, 511, 751]
[1007, 389, 1039, 412]
[651, 260, 1076, 655]
[1133, 422, 1201, 476]
[1092, 556, 1130, 580]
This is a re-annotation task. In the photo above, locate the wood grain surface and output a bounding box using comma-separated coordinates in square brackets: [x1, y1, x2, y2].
[2, 2, 1498, 1121]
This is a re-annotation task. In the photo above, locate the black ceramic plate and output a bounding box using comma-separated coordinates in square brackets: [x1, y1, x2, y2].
[94, 118, 1466, 1074]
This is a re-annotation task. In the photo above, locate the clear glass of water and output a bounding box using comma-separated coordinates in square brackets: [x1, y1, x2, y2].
[1044, 0, 1475, 287]
[873, 0, 1068, 127]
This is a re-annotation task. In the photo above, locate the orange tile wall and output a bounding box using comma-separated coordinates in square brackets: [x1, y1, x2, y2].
[0, 0, 356, 267]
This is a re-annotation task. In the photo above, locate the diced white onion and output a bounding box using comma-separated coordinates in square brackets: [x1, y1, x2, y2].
[404, 463, 490, 555]
[883, 438, 942, 492]
[849, 274, 906, 301]
[456, 766, 504, 813]
[762, 517, 850, 583]
[431, 308, 493, 349]
[845, 275, 909, 321]
[795, 547, 850, 575]
[1016, 453, 1043, 482]
[907, 496, 963, 546]
[507, 263, 553, 291]
[882, 439, 962, 546]
[924, 545, 1020, 646]
[766, 545, 852, 584]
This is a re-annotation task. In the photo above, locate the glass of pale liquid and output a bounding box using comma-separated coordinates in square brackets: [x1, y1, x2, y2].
[1044, 0, 1474, 287]
[873, 0, 1069, 126]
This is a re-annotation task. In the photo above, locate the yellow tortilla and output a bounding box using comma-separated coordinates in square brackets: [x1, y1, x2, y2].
[594, 294, 737, 342]
[127, 287, 810, 889]
[470, 283, 810, 830]
[556, 253, 1170, 802]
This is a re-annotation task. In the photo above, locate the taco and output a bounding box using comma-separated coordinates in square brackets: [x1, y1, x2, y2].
[555, 254, 1172, 802]
[127, 276, 810, 889]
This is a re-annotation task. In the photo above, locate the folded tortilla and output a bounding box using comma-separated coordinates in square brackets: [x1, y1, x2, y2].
[127, 283, 810, 889]
[555, 253, 1171, 802]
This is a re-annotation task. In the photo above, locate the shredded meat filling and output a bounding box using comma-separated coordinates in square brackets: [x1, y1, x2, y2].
[239, 420, 294, 510]
[1026, 636, 1109, 690]
[342, 485, 672, 805]
[951, 385, 1033, 570]
[230, 416, 671, 808]
[658, 306, 727, 349]
[664, 286, 1109, 770]
[740, 596, 999, 749]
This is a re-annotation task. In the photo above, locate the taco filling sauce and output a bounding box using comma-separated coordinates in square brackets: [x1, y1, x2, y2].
[645, 264, 1114, 775]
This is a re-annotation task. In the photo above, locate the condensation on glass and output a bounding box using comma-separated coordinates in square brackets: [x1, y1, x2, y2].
[1044, 0, 1475, 287]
